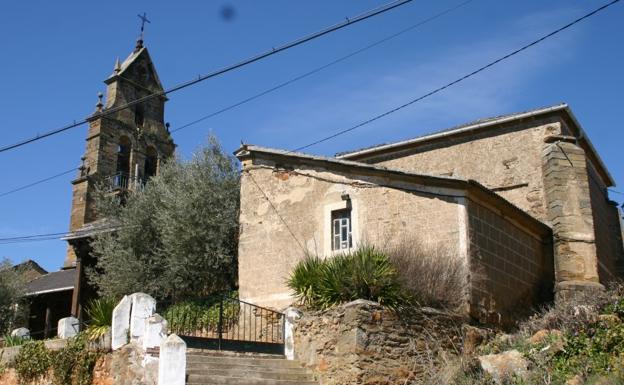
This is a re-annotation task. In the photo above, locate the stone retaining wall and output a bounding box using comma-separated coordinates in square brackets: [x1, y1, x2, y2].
[293, 300, 464, 385]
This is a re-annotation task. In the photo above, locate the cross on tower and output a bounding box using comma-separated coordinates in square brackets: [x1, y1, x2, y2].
[137, 12, 151, 39]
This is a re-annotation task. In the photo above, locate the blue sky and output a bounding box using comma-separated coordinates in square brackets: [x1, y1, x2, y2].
[0, 0, 622, 271]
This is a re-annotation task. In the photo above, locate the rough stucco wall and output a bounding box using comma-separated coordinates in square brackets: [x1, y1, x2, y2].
[238, 161, 462, 310]
[358, 121, 563, 221]
[587, 162, 624, 282]
[468, 201, 553, 325]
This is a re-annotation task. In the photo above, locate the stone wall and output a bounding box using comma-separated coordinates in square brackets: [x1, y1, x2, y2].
[238, 161, 462, 309]
[293, 300, 463, 385]
[468, 201, 554, 324]
[587, 162, 624, 282]
[357, 120, 560, 220]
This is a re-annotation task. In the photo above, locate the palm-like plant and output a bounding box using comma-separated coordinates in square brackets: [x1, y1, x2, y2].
[288, 246, 412, 311]
[84, 297, 116, 341]
[287, 256, 324, 307]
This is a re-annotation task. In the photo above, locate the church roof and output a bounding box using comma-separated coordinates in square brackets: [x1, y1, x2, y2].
[25, 268, 75, 296]
[336, 103, 615, 187]
[105, 46, 165, 92]
[235, 144, 552, 238]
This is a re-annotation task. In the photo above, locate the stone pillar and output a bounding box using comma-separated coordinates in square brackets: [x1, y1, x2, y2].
[284, 307, 302, 360]
[130, 293, 156, 344]
[57, 316, 80, 339]
[158, 334, 186, 385]
[112, 295, 132, 350]
[143, 314, 168, 350]
[542, 136, 603, 299]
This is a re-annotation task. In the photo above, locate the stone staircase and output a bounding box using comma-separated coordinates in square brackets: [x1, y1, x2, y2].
[185, 350, 317, 385]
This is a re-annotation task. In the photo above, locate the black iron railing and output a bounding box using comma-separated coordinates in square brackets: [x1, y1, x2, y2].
[160, 294, 285, 354]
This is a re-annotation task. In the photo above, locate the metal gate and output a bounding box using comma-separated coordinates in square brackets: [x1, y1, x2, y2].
[161, 294, 285, 355]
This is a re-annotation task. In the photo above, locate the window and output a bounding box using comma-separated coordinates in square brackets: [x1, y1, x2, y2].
[134, 104, 145, 127]
[331, 209, 352, 251]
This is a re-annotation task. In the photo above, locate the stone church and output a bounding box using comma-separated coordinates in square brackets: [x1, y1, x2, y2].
[235, 104, 624, 322]
[62, 38, 175, 318]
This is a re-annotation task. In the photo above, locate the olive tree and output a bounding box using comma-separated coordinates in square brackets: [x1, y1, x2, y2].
[88, 136, 239, 301]
[0, 258, 26, 335]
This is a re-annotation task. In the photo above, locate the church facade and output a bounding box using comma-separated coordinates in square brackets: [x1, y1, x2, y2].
[235, 104, 624, 322]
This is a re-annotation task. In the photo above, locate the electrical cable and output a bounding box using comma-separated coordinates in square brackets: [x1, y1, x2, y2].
[290, 0, 622, 153]
[0, 0, 413, 154]
[0, 0, 474, 199]
[171, 0, 476, 134]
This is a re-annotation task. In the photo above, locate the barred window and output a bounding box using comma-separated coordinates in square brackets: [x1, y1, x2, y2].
[331, 209, 352, 251]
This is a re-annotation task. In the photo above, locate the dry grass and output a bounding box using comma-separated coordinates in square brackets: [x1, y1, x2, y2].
[519, 281, 624, 336]
[384, 238, 469, 311]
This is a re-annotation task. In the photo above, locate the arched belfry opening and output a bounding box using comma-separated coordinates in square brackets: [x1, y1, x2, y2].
[144, 146, 158, 180]
[114, 136, 132, 189]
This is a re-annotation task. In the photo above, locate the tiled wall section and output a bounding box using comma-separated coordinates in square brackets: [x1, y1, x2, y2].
[468, 201, 553, 324]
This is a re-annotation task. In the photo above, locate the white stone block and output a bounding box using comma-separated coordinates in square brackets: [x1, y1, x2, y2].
[158, 334, 186, 385]
[130, 293, 156, 344]
[284, 307, 302, 360]
[57, 316, 80, 339]
[143, 313, 168, 350]
[112, 295, 132, 350]
[10, 327, 30, 339]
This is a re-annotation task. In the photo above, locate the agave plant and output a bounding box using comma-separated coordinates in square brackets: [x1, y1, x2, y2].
[2, 334, 27, 347]
[84, 297, 116, 341]
[288, 246, 412, 311]
[287, 255, 324, 307]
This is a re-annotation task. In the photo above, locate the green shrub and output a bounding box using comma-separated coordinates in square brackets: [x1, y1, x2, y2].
[85, 297, 116, 341]
[288, 246, 411, 311]
[287, 256, 324, 307]
[163, 292, 240, 335]
[51, 334, 99, 385]
[14, 340, 51, 383]
[2, 334, 26, 347]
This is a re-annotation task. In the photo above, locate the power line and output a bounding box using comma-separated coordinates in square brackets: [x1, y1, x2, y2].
[0, 224, 120, 245]
[171, 0, 476, 134]
[291, 0, 622, 153]
[0, 0, 474, 199]
[0, 0, 413, 154]
[244, 170, 306, 253]
[0, 168, 78, 198]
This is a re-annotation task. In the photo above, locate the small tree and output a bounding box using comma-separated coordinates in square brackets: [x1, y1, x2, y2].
[0, 258, 26, 335]
[88, 136, 239, 301]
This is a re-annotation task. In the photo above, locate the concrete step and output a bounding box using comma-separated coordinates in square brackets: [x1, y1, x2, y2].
[185, 352, 317, 385]
[187, 364, 309, 375]
[187, 368, 314, 381]
[186, 355, 302, 368]
[186, 374, 317, 385]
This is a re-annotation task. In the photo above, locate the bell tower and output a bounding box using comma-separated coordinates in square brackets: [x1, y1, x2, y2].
[64, 39, 175, 268]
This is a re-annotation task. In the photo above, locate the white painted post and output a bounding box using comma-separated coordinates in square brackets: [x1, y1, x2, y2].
[284, 307, 302, 360]
[143, 314, 168, 350]
[57, 316, 80, 339]
[112, 295, 132, 350]
[158, 334, 186, 385]
[130, 293, 156, 344]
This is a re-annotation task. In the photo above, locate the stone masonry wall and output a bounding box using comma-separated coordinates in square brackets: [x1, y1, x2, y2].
[238, 161, 462, 310]
[468, 201, 553, 325]
[361, 121, 562, 220]
[587, 162, 624, 282]
[293, 300, 463, 385]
